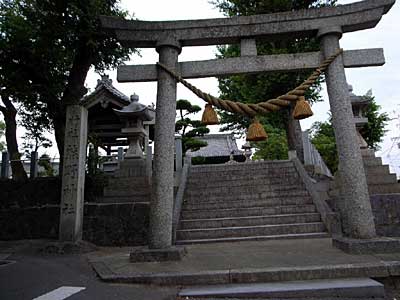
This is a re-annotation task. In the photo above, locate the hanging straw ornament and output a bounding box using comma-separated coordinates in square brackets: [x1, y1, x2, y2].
[246, 117, 267, 141]
[201, 103, 219, 125]
[293, 96, 313, 120]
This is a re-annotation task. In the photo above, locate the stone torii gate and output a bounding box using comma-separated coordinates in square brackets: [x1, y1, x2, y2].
[99, 0, 395, 254]
[58, 0, 395, 254]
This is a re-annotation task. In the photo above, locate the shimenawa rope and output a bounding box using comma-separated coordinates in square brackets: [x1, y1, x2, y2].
[156, 48, 343, 118]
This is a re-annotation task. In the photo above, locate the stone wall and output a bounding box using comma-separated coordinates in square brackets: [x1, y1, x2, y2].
[0, 178, 149, 246]
[370, 194, 400, 237]
[83, 202, 149, 246]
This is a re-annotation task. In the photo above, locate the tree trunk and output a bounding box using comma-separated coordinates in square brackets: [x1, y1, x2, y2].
[53, 113, 66, 176]
[47, 39, 92, 176]
[50, 37, 92, 176]
[0, 95, 28, 181]
[284, 107, 305, 163]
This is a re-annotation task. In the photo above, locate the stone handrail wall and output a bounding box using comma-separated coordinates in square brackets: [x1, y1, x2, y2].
[172, 156, 191, 243]
[291, 156, 342, 236]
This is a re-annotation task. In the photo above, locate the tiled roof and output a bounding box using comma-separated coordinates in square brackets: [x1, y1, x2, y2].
[81, 75, 131, 106]
[188, 134, 243, 157]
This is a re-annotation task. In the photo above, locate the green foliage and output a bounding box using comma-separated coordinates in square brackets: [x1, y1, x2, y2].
[309, 120, 338, 173]
[252, 124, 288, 160]
[360, 95, 389, 150]
[310, 94, 389, 173]
[175, 99, 209, 153]
[0, 121, 5, 152]
[0, 0, 135, 156]
[37, 154, 55, 177]
[212, 0, 336, 16]
[20, 103, 53, 156]
[191, 156, 206, 165]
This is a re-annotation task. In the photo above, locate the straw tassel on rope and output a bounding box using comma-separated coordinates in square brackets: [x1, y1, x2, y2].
[246, 117, 267, 142]
[201, 103, 219, 125]
[293, 96, 313, 120]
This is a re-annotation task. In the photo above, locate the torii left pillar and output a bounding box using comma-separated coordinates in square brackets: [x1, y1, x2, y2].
[149, 39, 180, 249]
[59, 105, 88, 243]
[130, 38, 186, 262]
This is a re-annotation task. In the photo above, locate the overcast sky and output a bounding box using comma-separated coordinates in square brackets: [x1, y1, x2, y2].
[84, 0, 400, 176]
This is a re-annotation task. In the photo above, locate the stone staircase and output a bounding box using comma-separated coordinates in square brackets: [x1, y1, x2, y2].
[178, 277, 386, 299]
[176, 160, 328, 245]
[362, 149, 400, 194]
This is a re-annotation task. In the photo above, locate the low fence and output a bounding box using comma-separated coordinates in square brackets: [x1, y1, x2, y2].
[302, 131, 333, 177]
[1, 136, 183, 180]
[0, 151, 60, 179]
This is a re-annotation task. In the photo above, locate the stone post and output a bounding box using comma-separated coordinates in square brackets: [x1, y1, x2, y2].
[117, 147, 124, 161]
[175, 136, 183, 174]
[59, 105, 88, 243]
[144, 124, 150, 154]
[318, 27, 376, 239]
[1, 152, 9, 178]
[146, 145, 152, 183]
[30, 151, 38, 178]
[149, 39, 181, 249]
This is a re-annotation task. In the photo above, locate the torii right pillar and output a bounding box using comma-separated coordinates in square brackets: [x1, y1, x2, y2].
[318, 26, 377, 240]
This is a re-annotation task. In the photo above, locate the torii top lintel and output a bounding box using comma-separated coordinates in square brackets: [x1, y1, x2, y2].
[100, 0, 395, 48]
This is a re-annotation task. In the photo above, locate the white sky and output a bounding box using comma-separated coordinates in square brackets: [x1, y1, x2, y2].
[5, 0, 400, 176]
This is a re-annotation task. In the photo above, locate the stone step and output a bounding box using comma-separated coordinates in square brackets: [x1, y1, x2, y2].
[179, 213, 321, 230]
[190, 161, 294, 173]
[362, 157, 383, 166]
[368, 183, 400, 194]
[178, 278, 385, 299]
[97, 195, 150, 203]
[103, 188, 150, 197]
[188, 169, 298, 180]
[181, 205, 317, 220]
[185, 190, 310, 203]
[176, 222, 325, 240]
[366, 173, 398, 184]
[186, 177, 302, 189]
[176, 232, 329, 245]
[183, 196, 313, 211]
[364, 164, 391, 175]
[184, 185, 306, 198]
[105, 176, 150, 185]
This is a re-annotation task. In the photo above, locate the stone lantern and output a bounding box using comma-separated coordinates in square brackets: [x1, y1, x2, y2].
[349, 85, 371, 149]
[113, 94, 155, 159]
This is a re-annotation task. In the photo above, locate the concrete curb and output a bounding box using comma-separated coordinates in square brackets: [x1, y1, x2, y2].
[91, 260, 400, 286]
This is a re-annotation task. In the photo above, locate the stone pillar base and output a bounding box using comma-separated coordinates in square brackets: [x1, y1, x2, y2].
[130, 246, 186, 263]
[333, 236, 400, 254]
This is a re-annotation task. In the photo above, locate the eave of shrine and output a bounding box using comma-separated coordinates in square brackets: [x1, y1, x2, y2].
[81, 75, 131, 110]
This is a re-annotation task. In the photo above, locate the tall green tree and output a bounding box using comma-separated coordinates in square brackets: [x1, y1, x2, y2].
[361, 95, 390, 150]
[175, 99, 209, 154]
[0, 0, 135, 175]
[213, 0, 336, 160]
[310, 94, 389, 173]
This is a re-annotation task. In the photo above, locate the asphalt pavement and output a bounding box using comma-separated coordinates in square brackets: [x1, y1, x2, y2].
[0, 240, 177, 300]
